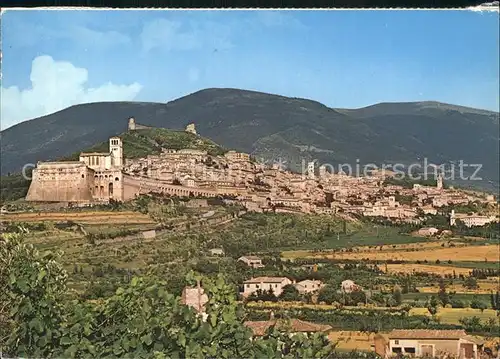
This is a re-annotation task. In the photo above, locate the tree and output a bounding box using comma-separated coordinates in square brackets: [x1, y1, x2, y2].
[317, 285, 340, 305]
[348, 290, 367, 306]
[279, 284, 301, 302]
[490, 291, 500, 310]
[427, 296, 439, 317]
[437, 279, 450, 306]
[470, 296, 487, 312]
[463, 276, 479, 290]
[392, 285, 403, 306]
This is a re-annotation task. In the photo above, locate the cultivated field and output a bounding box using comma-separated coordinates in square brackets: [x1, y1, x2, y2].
[409, 307, 499, 325]
[1, 210, 156, 225]
[384, 264, 473, 276]
[300, 244, 500, 262]
[417, 278, 500, 294]
[328, 331, 377, 351]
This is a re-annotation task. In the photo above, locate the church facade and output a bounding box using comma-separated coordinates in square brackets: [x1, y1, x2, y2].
[26, 137, 125, 203]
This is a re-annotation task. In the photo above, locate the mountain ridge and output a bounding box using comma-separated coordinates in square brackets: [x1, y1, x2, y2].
[1, 88, 498, 191]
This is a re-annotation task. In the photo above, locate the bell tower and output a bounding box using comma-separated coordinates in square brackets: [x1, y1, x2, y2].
[436, 172, 443, 190]
[109, 137, 123, 168]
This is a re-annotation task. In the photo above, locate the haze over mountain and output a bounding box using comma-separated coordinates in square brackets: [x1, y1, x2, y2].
[1, 88, 498, 191]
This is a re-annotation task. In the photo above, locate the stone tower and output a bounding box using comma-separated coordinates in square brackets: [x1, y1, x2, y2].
[185, 123, 197, 135]
[109, 137, 123, 168]
[128, 117, 136, 131]
[436, 173, 443, 190]
[307, 161, 316, 179]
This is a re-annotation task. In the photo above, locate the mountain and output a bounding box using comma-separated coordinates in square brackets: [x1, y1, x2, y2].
[1, 88, 498, 191]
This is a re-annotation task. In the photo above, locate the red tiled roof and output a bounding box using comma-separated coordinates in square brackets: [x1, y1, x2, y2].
[389, 330, 468, 340]
[244, 319, 332, 336]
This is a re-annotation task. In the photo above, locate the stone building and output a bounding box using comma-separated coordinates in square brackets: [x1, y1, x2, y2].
[450, 210, 497, 227]
[26, 137, 124, 203]
[26, 162, 95, 203]
[185, 123, 197, 135]
[127, 117, 152, 131]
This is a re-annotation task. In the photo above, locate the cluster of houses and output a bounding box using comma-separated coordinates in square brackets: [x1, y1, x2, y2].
[180, 281, 489, 359]
[122, 120, 497, 226]
[27, 118, 498, 228]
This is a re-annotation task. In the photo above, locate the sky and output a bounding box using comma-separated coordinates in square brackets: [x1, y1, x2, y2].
[1, 9, 499, 130]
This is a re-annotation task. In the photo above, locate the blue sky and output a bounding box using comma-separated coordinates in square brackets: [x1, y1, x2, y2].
[1, 9, 499, 130]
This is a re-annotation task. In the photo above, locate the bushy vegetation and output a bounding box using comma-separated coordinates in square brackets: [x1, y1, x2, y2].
[62, 128, 226, 161]
[1, 233, 379, 358]
[0, 172, 31, 203]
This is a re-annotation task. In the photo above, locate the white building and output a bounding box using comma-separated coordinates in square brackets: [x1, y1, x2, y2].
[294, 279, 324, 294]
[242, 276, 293, 297]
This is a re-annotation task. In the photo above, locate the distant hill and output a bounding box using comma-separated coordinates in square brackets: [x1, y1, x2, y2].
[1, 88, 498, 191]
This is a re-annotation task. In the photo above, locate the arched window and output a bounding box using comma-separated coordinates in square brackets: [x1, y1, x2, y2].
[81, 174, 85, 178]
[115, 177, 119, 181]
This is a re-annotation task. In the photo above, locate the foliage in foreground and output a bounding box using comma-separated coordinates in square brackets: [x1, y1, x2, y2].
[1, 233, 380, 359]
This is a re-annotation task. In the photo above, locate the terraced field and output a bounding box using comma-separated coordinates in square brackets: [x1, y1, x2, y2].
[1, 210, 156, 224]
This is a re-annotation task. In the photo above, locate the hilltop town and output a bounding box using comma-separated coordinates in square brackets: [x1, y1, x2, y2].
[3, 117, 500, 359]
[25, 117, 498, 229]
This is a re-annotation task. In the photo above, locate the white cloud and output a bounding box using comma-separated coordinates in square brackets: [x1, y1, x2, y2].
[67, 25, 131, 48]
[1, 55, 142, 130]
[5, 17, 130, 50]
[140, 18, 233, 53]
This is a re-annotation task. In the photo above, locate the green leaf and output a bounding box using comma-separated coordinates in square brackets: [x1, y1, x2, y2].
[60, 336, 72, 345]
[37, 269, 47, 281]
[17, 279, 29, 293]
[141, 333, 153, 346]
[37, 335, 48, 347]
[29, 318, 44, 333]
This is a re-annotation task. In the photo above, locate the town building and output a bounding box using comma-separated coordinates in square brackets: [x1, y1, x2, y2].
[450, 210, 497, 227]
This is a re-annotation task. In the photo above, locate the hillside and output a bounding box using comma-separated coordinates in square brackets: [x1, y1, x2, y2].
[1, 88, 498, 190]
[61, 127, 226, 161]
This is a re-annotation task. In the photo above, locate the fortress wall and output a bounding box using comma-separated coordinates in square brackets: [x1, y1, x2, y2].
[122, 174, 248, 200]
[92, 170, 123, 201]
[26, 164, 95, 202]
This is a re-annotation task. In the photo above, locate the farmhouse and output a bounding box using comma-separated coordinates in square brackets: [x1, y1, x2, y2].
[417, 227, 439, 237]
[374, 329, 484, 359]
[294, 279, 324, 294]
[341, 279, 362, 293]
[242, 276, 293, 297]
[209, 248, 225, 256]
[238, 255, 264, 268]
